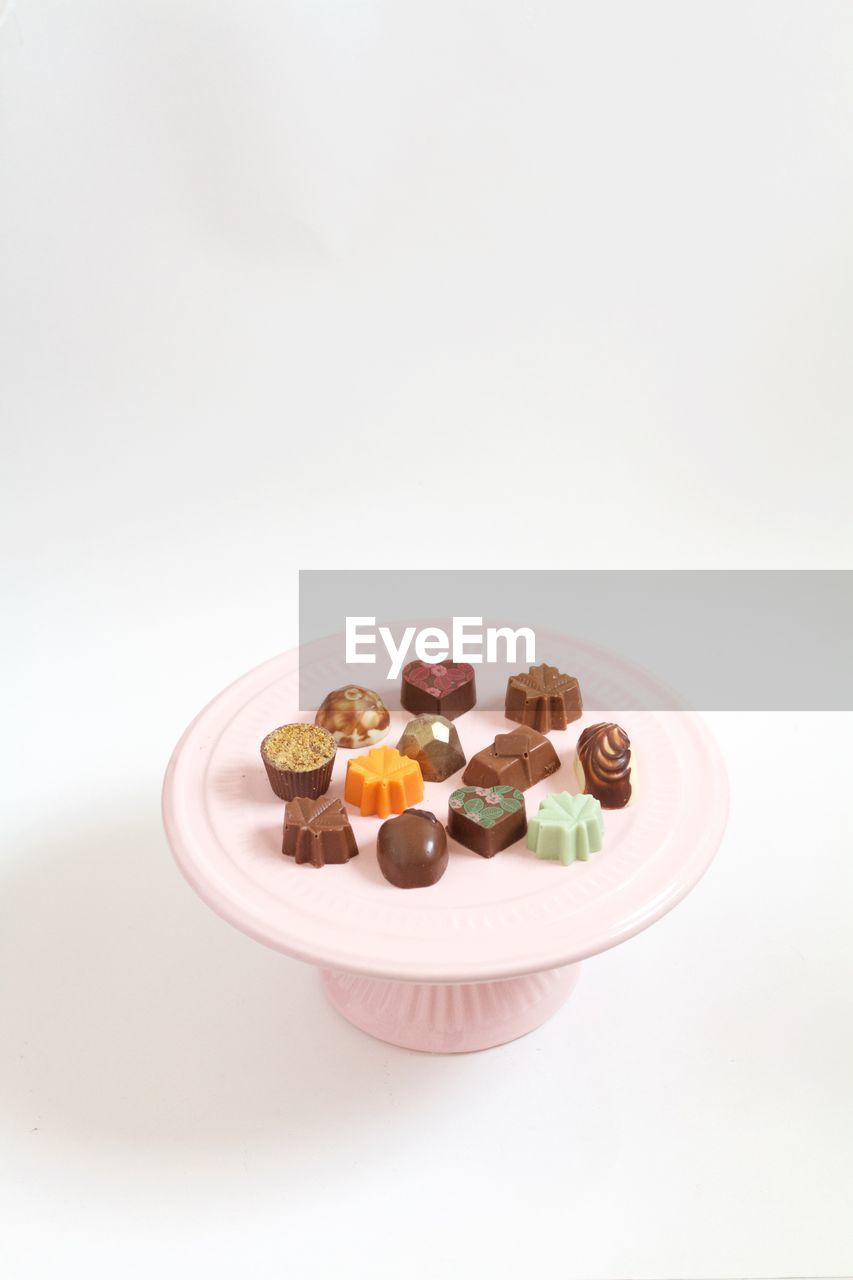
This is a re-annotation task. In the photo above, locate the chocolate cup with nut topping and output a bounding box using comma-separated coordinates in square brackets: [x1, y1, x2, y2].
[260, 723, 337, 801]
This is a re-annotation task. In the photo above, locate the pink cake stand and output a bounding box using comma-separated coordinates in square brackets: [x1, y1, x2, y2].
[162, 640, 728, 1053]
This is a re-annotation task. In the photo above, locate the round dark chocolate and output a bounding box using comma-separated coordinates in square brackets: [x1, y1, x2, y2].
[376, 808, 449, 889]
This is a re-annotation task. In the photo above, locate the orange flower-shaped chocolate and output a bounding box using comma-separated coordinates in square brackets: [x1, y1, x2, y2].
[344, 746, 424, 818]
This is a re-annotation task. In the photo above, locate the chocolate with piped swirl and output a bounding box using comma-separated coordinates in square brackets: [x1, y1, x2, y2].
[576, 723, 632, 809]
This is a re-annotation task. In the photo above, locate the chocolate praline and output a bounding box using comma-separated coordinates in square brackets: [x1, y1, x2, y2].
[315, 685, 390, 748]
[344, 747, 424, 818]
[462, 725, 559, 792]
[401, 661, 476, 720]
[576, 722, 632, 809]
[282, 796, 359, 867]
[376, 808, 448, 889]
[505, 663, 582, 732]
[447, 785, 527, 857]
[260, 723, 336, 801]
[396, 714, 466, 782]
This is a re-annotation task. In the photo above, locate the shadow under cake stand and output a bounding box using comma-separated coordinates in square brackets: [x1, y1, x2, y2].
[162, 642, 728, 1054]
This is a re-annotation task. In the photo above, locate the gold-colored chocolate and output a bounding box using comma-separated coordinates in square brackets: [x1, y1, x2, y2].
[262, 724, 336, 771]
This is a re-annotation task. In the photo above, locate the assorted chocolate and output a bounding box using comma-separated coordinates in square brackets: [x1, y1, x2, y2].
[258, 663, 637, 885]
[283, 796, 359, 867]
[447, 785, 527, 857]
[505, 663, 582, 732]
[377, 809, 448, 888]
[462, 725, 559, 792]
[344, 746, 424, 818]
[260, 723, 337, 800]
[401, 661, 476, 720]
[576, 722, 632, 809]
[396, 714, 466, 782]
[527, 792, 603, 865]
[314, 685, 390, 748]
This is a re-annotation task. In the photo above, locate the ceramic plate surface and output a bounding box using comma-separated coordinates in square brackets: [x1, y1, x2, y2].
[163, 638, 728, 982]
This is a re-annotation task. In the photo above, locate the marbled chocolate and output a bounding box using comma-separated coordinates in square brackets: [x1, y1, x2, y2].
[396, 715, 466, 782]
[315, 685, 390, 748]
[576, 722, 632, 809]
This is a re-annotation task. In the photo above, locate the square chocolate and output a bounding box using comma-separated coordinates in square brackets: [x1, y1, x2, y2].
[461, 724, 560, 792]
[447, 785, 527, 857]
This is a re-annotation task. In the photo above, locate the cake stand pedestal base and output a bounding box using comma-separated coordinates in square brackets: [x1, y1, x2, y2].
[321, 963, 582, 1053]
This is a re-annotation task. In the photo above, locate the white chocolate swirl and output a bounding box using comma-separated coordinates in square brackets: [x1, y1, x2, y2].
[577, 722, 632, 809]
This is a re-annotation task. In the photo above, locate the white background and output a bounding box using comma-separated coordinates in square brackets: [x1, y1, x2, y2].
[2, 2, 852, 1278]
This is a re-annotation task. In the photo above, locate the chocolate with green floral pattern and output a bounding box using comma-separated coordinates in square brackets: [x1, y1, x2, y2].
[447, 784, 527, 857]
